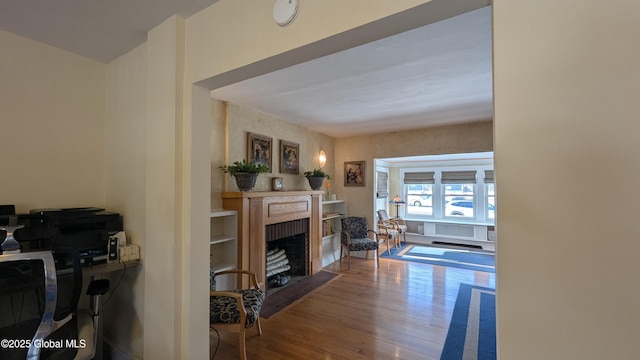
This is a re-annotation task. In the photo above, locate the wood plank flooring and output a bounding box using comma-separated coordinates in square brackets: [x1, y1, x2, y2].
[210, 254, 495, 360]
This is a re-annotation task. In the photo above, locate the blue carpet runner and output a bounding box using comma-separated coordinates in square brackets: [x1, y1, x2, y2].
[440, 283, 496, 360]
[380, 243, 495, 273]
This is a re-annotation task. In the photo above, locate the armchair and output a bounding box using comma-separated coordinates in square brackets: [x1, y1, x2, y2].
[210, 270, 265, 360]
[340, 217, 380, 270]
[377, 209, 407, 245]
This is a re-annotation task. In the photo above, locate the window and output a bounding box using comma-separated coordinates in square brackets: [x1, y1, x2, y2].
[404, 172, 434, 217]
[407, 184, 433, 216]
[376, 171, 388, 198]
[442, 171, 476, 219]
[485, 170, 495, 220]
[443, 185, 475, 218]
[400, 166, 494, 224]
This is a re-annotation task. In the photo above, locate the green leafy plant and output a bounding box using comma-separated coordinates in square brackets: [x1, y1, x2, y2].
[304, 168, 331, 180]
[219, 160, 269, 175]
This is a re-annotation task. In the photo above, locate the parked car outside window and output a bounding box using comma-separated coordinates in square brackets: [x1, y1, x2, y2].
[445, 201, 495, 218]
[407, 195, 431, 207]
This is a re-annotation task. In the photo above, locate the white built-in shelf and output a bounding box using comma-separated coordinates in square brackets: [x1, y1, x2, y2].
[210, 209, 237, 218]
[210, 234, 235, 245]
[210, 209, 238, 275]
[321, 200, 346, 267]
[322, 213, 343, 221]
[212, 262, 235, 273]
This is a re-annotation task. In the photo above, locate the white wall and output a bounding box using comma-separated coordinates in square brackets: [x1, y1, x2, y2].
[494, 1, 640, 358]
[103, 43, 148, 359]
[186, 0, 438, 86]
[0, 29, 106, 211]
[143, 15, 185, 360]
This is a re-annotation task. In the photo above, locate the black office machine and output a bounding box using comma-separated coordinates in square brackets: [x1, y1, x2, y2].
[29, 207, 123, 268]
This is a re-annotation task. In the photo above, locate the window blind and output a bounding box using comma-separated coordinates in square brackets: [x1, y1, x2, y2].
[441, 171, 477, 184]
[403, 171, 435, 184]
[376, 171, 388, 198]
[484, 170, 494, 183]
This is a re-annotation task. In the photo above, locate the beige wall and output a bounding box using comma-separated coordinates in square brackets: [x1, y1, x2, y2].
[494, 0, 640, 359]
[213, 102, 335, 197]
[0, 1, 500, 358]
[180, 1, 489, 358]
[335, 121, 493, 225]
[0, 29, 106, 211]
[103, 43, 147, 358]
[186, 0, 437, 86]
[21, 0, 637, 359]
[143, 15, 186, 360]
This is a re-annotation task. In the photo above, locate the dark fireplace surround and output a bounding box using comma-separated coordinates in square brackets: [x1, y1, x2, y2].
[266, 218, 309, 288]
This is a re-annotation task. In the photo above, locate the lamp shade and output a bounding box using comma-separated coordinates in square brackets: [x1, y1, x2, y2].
[318, 150, 327, 167]
[392, 195, 404, 203]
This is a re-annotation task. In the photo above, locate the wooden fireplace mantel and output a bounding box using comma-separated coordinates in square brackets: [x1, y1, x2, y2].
[221, 191, 323, 287]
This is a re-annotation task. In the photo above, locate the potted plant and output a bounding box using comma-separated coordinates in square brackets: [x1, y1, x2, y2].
[304, 169, 331, 190]
[219, 160, 269, 191]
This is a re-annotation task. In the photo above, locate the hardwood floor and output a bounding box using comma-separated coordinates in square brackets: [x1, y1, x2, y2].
[210, 255, 495, 360]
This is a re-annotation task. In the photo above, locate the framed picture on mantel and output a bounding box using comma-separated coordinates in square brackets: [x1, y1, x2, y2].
[272, 177, 283, 191]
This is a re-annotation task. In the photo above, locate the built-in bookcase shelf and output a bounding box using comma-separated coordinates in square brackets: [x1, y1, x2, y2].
[321, 199, 346, 267]
[210, 209, 237, 274]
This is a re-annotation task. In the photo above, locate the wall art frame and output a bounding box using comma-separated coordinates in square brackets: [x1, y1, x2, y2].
[344, 160, 365, 187]
[247, 132, 272, 172]
[279, 140, 300, 174]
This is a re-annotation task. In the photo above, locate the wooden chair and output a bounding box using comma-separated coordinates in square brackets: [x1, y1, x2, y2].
[377, 209, 407, 245]
[210, 270, 264, 360]
[340, 217, 380, 270]
[377, 219, 400, 255]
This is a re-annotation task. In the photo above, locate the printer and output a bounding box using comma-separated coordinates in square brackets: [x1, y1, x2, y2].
[29, 207, 123, 268]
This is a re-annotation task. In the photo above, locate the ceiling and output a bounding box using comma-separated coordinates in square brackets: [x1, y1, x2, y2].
[211, 6, 493, 138]
[0, 0, 220, 63]
[0, 1, 492, 138]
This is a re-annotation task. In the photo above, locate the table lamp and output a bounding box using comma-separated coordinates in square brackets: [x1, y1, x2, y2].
[389, 195, 405, 218]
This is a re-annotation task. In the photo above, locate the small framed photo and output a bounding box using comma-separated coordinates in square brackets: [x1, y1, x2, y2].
[247, 132, 272, 172]
[279, 140, 299, 174]
[344, 160, 365, 187]
[272, 177, 283, 191]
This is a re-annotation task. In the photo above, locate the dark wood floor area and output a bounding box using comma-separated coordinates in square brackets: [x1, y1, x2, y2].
[210, 255, 496, 360]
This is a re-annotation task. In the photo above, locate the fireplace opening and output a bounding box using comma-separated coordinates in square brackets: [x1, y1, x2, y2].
[265, 218, 309, 292]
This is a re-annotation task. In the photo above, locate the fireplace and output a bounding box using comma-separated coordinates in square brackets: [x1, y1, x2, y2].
[221, 191, 323, 289]
[265, 219, 309, 289]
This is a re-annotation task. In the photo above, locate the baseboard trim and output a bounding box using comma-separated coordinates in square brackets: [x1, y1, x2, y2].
[104, 338, 140, 360]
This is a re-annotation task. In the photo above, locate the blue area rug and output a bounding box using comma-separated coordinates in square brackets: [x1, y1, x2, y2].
[380, 243, 495, 273]
[440, 283, 496, 360]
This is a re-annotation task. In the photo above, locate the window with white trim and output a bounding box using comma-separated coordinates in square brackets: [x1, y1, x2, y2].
[405, 172, 434, 217]
[485, 170, 495, 220]
[401, 165, 494, 224]
[442, 171, 476, 219]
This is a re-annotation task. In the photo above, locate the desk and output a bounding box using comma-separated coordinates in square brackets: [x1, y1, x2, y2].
[57, 260, 141, 276]
[65, 260, 140, 360]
